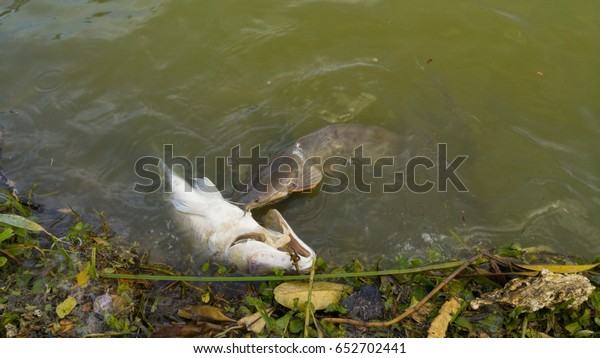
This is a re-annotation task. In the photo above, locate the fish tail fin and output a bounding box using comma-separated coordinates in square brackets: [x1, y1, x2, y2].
[159, 160, 224, 214]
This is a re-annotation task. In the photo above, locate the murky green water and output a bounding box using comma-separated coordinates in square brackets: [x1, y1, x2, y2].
[1, 0, 599, 266]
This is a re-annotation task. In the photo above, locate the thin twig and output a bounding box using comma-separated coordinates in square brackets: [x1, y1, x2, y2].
[311, 308, 324, 338]
[304, 258, 317, 338]
[215, 325, 244, 338]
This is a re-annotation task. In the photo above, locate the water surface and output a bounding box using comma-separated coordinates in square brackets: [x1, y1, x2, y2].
[1, 0, 599, 267]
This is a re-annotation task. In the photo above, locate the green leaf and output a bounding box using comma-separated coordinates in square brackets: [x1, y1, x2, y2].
[106, 314, 130, 331]
[289, 318, 304, 334]
[0, 214, 44, 232]
[0, 228, 14, 243]
[274, 312, 292, 334]
[497, 243, 523, 259]
[478, 312, 504, 333]
[588, 289, 600, 311]
[578, 309, 591, 327]
[216, 264, 227, 275]
[31, 277, 48, 294]
[574, 330, 594, 338]
[452, 316, 473, 331]
[509, 306, 524, 319]
[565, 322, 582, 335]
[56, 296, 77, 319]
[0, 256, 7, 267]
[0, 214, 72, 266]
[16, 271, 33, 288]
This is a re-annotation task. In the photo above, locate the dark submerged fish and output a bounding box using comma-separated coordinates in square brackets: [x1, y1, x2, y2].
[233, 124, 432, 211]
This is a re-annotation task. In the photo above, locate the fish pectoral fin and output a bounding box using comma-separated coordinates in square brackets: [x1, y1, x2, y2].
[289, 165, 322, 192]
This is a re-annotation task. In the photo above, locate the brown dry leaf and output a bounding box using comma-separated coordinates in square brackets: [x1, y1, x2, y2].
[274, 281, 351, 311]
[178, 304, 236, 323]
[92, 237, 110, 246]
[152, 322, 222, 337]
[238, 307, 275, 334]
[110, 294, 128, 314]
[58, 319, 74, 334]
[427, 297, 462, 338]
[410, 302, 435, 323]
[513, 263, 600, 274]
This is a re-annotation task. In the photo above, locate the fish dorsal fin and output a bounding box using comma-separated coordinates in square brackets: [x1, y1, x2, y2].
[290, 164, 322, 192]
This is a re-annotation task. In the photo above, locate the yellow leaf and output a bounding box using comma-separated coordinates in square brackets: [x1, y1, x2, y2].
[201, 291, 210, 303]
[274, 281, 351, 311]
[177, 305, 235, 323]
[56, 297, 77, 319]
[427, 297, 462, 338]
[76, 268, 89, 288]
[514, 263, 600, 274]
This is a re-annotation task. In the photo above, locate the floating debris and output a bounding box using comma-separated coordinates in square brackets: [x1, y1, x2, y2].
[470, 271, 594, 312]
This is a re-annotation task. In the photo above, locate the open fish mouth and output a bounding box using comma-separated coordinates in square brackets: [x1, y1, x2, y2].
[262, 209, 314, 259]
[228, 209, 315, 273]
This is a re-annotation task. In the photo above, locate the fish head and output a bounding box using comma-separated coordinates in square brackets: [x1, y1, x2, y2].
[238, 179, 291, 211]
[235, 155, 323, 211]
[226, 209, 315, 274]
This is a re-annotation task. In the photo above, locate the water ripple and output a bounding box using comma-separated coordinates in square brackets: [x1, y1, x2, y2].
[458, 198, 600, 258]
[510, 125, 576, 154]
[35, 69, 69, 92]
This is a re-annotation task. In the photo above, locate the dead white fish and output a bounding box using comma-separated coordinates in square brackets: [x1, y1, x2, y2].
[162, 162, 316, 274]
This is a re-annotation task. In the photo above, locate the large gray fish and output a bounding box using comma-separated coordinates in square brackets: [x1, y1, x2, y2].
[162, 162, 315, 274]
[233, 124, 435, 211]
